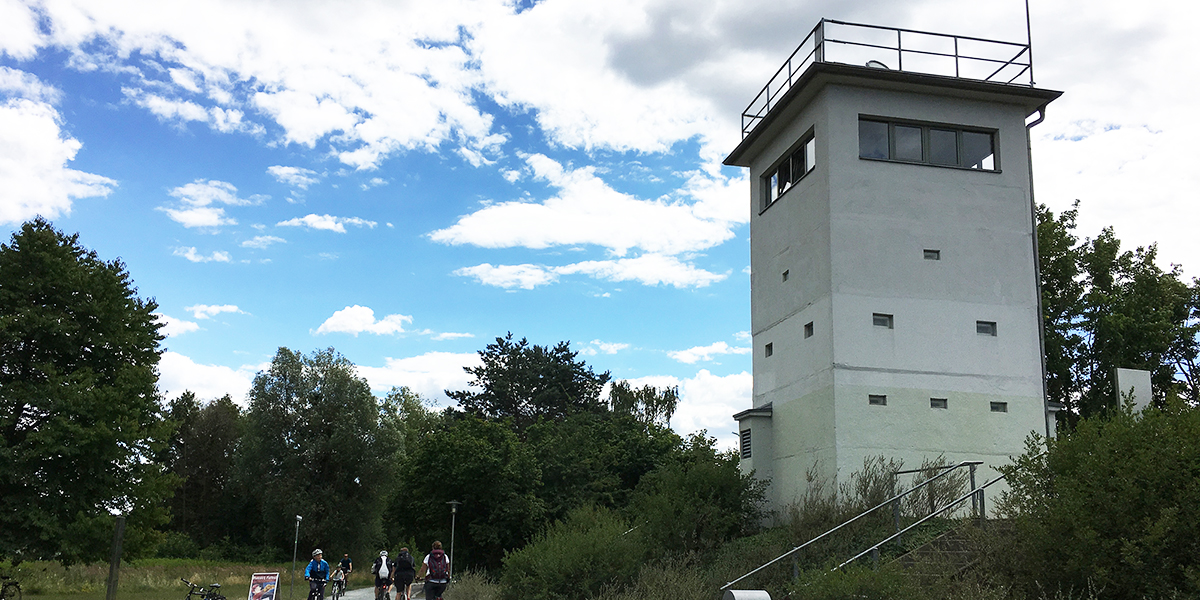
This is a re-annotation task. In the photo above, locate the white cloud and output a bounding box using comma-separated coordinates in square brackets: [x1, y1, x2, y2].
[126, 88, 261, 134]
[241, 235, 286, 249]
[154, 313, 200, 337]
[734, 331, 751, 343]
[453, 263, 559, 290]
[430, 154, 739, 256]
[158, 351, 259, 404]
[622, 370, 752, 451]
[277, 213, 377, 233]
[185, 304, 244, 319]
[267, 165, 321, 189]
[159, 179, 261, 228]
[0, 92, 116, 225]
[173, 247, 232, 262]
[580, 339, 630, 356]
[556, 254, 727, 288]
[668, 341, 752, 364]
[315, 305, 413, 336]
[430, 331, 475, 341]
[357, 351, 484, 403]
[0, 66, 61, 103]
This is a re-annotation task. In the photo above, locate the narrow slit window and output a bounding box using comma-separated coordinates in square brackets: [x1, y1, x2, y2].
[930, 398, 948, 409]
[990, 402, 1008, 413]
[782, 270, 789, 282]
[977, 321, 998, 336]
[804, 321, 814, 338]
[764, 343, 773, 357]
[873, 313, 894, 329]
[740, 429, 752, 459]
[869, 394, 888, 406]
[923, 249, 941, 260]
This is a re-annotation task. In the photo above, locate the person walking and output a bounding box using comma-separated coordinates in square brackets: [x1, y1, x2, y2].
[416, 542, 450, 600]
[371, 550, 393, 600]
[304, 549, 331, 600]
[392, 548, 416, 600]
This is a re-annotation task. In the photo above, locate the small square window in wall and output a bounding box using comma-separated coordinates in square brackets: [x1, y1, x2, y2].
[869, 394, 888, 406]
[990, 402, 1008, 413]
[930, 398, 948, 409]
[977, 321, 998, 336]
[782, 270, 790, 282]
[804, 321, 814, 338]
[764, 343, 773, 357]
[923, 249, 941, 260]
[873, 313, 894, 329]
[740, 429, 752, 459]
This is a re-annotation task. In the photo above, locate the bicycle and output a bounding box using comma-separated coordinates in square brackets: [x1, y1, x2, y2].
[1, 574, 21, 600]
[181, 578, 226, 600]
[329, 574, 345, 600]
[306, 578, 330, 600]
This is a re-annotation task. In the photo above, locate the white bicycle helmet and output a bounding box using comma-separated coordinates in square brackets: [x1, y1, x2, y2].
[313, 549, 323, 557]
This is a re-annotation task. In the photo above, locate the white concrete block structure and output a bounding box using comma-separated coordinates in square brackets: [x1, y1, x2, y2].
[725, 20, 1061, 514]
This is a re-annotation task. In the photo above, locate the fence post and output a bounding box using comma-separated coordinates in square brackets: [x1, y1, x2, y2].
[105, 516, 126, 600]
[969, 464, 978, 518]
[870, 547, 879, 570]
[814, 20, 825, 63]
[977, 488, 987, 528]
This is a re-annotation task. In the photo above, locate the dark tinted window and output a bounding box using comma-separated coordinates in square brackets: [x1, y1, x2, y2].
[858, 120, 888, 159]
[962, 131, 995, 169]
[929, 129, 958, 165]
[893, 125, 923, 161]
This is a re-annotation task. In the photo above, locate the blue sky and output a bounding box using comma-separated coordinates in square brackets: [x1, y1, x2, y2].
[2, 0, 1196, 448]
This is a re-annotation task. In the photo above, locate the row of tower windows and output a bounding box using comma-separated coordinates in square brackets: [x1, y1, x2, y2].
[779, 247, 944, 286]
[868, 394, 1008, 413]
[763, 316, 998, 356]
[738, 398, 1009, 459]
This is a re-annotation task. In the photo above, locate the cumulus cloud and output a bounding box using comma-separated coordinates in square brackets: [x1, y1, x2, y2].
[267, 165, 321, 189]
[428, 331, 475, 341]
[157, 351, 259, 404]
[173, 247, 232, 262]
[159, 179, 262, 229]
[155, 313, 200, 337]
[579, 339, 630, 356]
[315, 305, 413, 336]
[186, 304, 244, 319]
[277, 214, 377, 233]
[430, 154, 739, 256]
[668, 341, 752, 364]
[0, 76, 116, 225]
[241, 235, 286, 249]
[356, 351, 483, 403]
[125, 88, 260, 134]
[456, 254, 727, 289]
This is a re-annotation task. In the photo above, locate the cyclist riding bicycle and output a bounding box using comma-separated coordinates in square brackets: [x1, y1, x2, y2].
[338, 554, 353, 575]
[305, 549, 331, 600]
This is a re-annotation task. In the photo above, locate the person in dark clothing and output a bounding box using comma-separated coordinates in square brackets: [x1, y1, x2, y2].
[416, 541, 449, 600]
[392, 548, 416, 600]
[371, 550, 393, 600]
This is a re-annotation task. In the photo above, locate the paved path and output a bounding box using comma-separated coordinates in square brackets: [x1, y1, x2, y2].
[341, 583, 425, 600]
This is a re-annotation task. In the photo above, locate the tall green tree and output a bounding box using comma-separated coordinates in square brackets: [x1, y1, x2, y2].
[239, 347, 403, 556]
[608, 380, 679, 427]
[164, 392, 250, 548]
[1037, 203, 1198, 421]
[447, 333, 611, 432]
[0, 218, 174, 563]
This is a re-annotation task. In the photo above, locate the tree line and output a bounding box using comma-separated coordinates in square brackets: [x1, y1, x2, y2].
[1, 205, 1197, 572]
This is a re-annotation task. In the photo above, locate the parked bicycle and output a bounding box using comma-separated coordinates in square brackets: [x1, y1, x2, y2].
[0, 574, 21, 600]
[181, 578, 226, 600]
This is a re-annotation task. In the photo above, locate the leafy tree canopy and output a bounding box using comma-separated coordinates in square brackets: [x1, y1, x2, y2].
[0, 218, 173, 564]
[447, 333, 611, 431]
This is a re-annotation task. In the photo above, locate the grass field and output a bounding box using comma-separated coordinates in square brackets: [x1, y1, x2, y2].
[6, 559, 374, 599]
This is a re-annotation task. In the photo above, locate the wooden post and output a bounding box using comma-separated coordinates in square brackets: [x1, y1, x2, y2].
[105, 516, 126, 600]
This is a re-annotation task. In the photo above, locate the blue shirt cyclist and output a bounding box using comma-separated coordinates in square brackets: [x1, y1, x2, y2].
[306, 549, 331, 581]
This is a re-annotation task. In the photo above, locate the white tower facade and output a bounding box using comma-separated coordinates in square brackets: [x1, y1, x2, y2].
[726, 20, 1061, 513]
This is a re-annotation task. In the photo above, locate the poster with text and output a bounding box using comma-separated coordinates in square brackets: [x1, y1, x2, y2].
[248, 573, 279, 600]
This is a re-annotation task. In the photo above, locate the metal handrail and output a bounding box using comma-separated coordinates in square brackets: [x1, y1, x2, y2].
[720, 460, 982, 591]
[741, 18, 1035, 138]
[834, 472, 1007, 570]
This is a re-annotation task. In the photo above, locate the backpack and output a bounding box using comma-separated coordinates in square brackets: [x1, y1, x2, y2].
[396, 551, 415, 573]
[427, 549, 449, 581]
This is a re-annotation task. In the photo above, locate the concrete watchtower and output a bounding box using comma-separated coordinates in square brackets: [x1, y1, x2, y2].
[725, 20, 1061, 513]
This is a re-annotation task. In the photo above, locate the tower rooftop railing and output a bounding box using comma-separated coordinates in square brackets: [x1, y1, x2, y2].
[741, 19, 1034, 138]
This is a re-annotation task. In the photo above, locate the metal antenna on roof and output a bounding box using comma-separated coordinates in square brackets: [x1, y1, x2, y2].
[1025, 0, 1035, 85]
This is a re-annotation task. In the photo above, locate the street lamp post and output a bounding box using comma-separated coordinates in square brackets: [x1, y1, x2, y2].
[447, 501, 461, 580]
[291, 515, 302, 600]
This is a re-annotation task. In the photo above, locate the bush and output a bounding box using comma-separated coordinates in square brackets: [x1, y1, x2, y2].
[156, 531, 200, 559]
[500, 505, 642, 600]
[994, 400, 1200, 599]
[789, 564, 916, 600]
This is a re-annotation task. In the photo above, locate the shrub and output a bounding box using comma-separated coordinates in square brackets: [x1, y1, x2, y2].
[500, 505, 642, 600]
